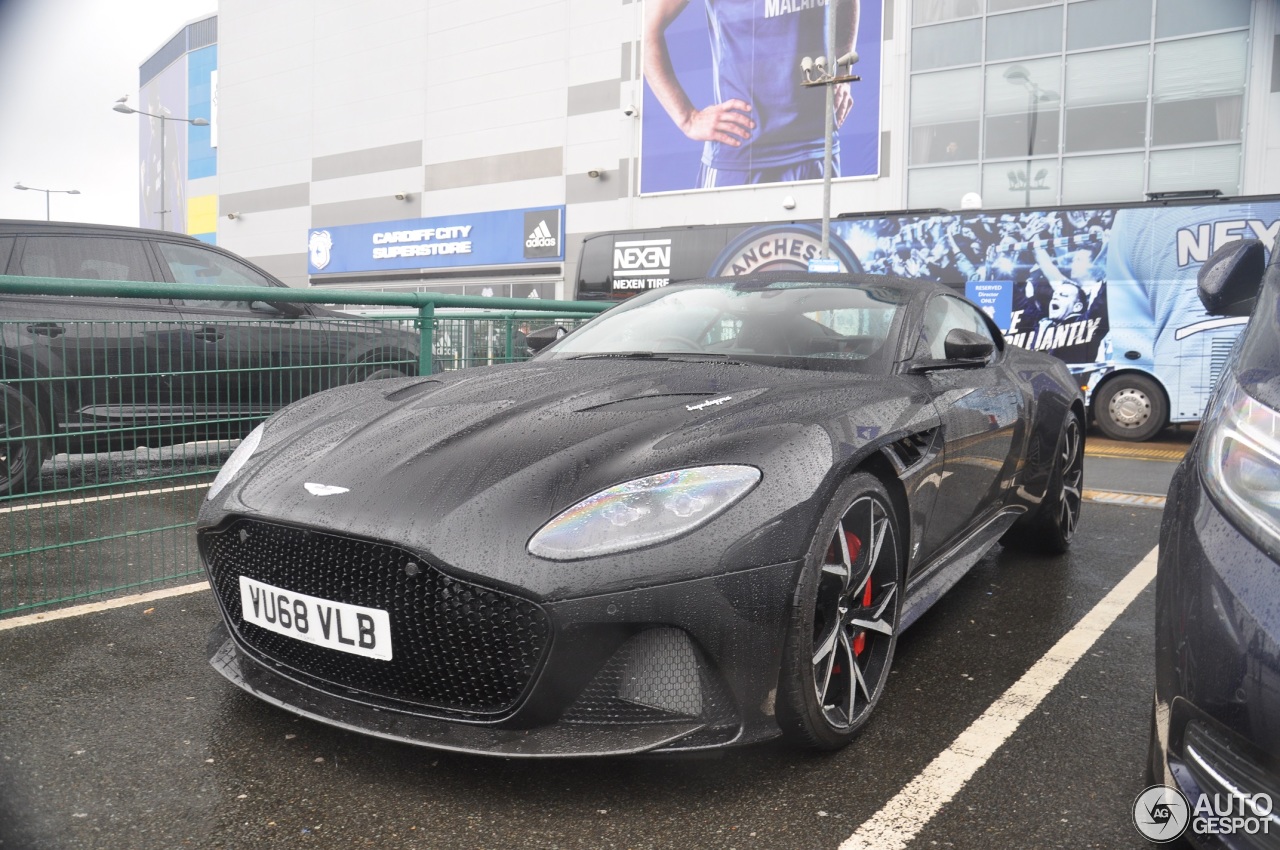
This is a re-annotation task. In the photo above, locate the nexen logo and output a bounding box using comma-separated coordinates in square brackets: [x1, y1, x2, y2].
[526, 220, 557, 248]
[613, 239, 672, 276]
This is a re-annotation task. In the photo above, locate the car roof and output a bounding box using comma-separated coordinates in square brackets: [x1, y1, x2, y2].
[0, 219, 203, 242]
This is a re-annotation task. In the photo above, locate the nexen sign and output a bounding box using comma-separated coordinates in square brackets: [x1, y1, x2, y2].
[612, 238, 671, 292]
[614, 240, 671, 273]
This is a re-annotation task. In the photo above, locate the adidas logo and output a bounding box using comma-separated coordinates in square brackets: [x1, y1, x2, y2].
[525, 220, 557, 248]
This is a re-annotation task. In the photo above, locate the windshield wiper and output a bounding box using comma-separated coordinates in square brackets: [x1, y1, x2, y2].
[567, 351, 663, 360]
[567, 351, 748, 364]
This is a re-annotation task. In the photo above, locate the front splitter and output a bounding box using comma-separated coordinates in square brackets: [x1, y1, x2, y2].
[208, 624, 706, 758]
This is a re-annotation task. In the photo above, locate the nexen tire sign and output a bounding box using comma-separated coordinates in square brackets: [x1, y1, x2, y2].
[307, 206, 564, 275]
[613, 239, 672, 291]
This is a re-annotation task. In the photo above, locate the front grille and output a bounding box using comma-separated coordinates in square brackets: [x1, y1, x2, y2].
[1183, 720, 1280, 849]
[562, 627, 738, 746]
[201, 518, 550, 718]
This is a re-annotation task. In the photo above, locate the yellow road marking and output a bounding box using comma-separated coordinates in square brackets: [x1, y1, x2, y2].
[1085, 444, 1186, 461]
[1083, 489, 1166, 508]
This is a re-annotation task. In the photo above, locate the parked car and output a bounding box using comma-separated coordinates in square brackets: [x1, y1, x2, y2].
[198, 272, 1084, 757]
[1148, 239, 1280, 846]
[0, 220, 422, 497]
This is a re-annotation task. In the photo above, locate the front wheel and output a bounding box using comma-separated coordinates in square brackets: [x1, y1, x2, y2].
[1095, 373, 1167, 442]
[777, 473, 904, 751]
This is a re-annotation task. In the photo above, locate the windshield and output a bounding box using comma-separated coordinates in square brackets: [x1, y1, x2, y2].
[544, 281, 907, 371]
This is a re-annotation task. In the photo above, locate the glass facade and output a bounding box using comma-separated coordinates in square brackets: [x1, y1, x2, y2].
[907, 0, 1254, 209]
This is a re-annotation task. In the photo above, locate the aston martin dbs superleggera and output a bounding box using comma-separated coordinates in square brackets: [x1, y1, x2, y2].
[199, 273, 1085, 757]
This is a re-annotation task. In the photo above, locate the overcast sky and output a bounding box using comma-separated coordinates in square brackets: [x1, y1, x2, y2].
[0, 0, 216, 225]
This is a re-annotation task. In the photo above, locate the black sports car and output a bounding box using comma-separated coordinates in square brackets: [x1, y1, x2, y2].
[1149, 240, 1280, 846]
[198, 273, 1084, 757]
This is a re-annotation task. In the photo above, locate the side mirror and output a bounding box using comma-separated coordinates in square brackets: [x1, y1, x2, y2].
[1198, 239, 1265, 317]
[943, 328, 995, 362]
[526, 324, 569, 353]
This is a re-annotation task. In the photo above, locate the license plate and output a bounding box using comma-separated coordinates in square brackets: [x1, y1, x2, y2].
[239, 576, 393, 661]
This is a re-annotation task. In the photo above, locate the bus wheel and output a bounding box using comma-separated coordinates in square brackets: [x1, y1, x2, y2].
[1094, 373, 1167, 442]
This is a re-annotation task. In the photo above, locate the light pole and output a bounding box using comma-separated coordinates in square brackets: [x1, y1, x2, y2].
[800, 1, 859, 261]
[112, 102, 208, 231]
[1003, 65, 1058, 207]
[13, 183, 80, 221]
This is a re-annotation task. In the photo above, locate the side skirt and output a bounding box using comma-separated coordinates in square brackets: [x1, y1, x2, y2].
[900, 507, 1024, 631]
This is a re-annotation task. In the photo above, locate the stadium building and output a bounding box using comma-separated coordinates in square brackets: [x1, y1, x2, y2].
[135, 0, 1277, 298]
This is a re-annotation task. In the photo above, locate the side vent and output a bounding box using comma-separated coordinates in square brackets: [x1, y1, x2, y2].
[884, 427, 940, 475]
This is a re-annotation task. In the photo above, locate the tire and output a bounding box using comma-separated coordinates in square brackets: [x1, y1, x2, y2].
[0, 384, 45, 497]
[1095, 373, 1167, 442]
[777, 472, 904, 751]
[1004, 413, 1084, 554]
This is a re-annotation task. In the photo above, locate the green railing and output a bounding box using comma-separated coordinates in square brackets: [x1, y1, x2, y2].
[0, 276, 606, 616]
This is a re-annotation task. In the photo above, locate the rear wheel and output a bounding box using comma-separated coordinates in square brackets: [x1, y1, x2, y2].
[777, 473, 904, 750]
[0, 384, 45, 497]
[1005, 413, 1084, 554]
[1095, 373, 1166, 442]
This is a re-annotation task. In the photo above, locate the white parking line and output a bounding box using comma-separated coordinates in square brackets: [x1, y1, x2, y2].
[0, 581, 210, 631]
[0, 482, 210, 514]
[840, 546, 1159, 850]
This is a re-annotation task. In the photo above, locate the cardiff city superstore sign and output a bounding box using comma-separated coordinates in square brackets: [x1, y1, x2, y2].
[307, 206, 564, 275]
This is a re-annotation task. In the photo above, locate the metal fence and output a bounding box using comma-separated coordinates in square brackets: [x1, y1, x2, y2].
[0, 276, 605, 616]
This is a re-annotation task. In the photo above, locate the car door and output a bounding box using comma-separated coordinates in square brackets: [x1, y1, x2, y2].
[913, 294, 1028, 561]
[2, 233, 191, 450]
[156, 241, 344, 431]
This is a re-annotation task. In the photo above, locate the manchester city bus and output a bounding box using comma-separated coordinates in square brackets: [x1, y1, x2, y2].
[573, 194, 1280, 441]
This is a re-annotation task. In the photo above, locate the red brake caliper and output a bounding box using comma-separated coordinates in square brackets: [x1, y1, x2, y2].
[845, 531, 869, 656]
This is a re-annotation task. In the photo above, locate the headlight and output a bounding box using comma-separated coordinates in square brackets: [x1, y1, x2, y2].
[207, 424, 265, 501]
[1200, 374, 1280, 560]
[527, 465, 761, 561]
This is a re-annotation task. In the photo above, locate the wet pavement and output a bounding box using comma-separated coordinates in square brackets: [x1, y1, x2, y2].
[2, 498, 1161, 850]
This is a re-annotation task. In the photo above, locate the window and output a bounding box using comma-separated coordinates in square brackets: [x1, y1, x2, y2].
[1061, 153, 1146, 203]
[985, 58, 1061, 159]
[1066, 0, 1152, 51]
[18, 236, 153, 283]
[1064, 47, 1148, 153]
[911, 68, 984, 165]
[1155, 0, 1250, 39]
[1151, 32, 1247, 146]
[986, 7, 1064, 62]
[914, 0, 983, 26]
[912, 19, 983, 71]
[156, 242, 276, 309]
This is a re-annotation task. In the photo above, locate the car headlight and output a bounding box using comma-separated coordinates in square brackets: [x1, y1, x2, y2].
[1200, 374, 1280, 560]
[527, 465, 761, 561]
[207, 424, 265, 501]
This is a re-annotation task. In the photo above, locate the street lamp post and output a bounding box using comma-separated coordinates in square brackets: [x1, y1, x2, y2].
[1002, 65, 1058, 207]
[799, 0, 859, 262]
[13, 183, 80, 221]
[112, 102, 209, 231]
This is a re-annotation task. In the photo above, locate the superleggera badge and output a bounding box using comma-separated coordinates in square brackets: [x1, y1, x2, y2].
[304, 482, 350, 496]
[686, 396, 733, 412]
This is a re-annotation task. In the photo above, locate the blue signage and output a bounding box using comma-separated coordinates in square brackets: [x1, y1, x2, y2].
[307, 206, 564, 275]
[966, 280, 1012, 331]
[807, 257, 841, 274]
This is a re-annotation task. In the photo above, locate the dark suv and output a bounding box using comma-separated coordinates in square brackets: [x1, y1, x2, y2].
[0, 220, 421, 497]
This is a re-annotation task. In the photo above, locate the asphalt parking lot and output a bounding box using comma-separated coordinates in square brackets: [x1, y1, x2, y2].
[0, 428, 1183, 850]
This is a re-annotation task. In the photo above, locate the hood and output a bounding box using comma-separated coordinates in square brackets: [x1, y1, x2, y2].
[207, 359, 929, 598]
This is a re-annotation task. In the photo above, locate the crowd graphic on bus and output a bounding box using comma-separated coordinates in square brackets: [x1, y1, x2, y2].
[834, 209, 1113, 365]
